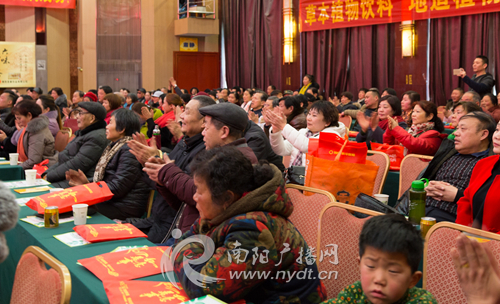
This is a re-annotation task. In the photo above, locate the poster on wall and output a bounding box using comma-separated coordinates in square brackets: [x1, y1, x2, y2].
[0, 42, 36, 88]
[0, 0, 75, 9]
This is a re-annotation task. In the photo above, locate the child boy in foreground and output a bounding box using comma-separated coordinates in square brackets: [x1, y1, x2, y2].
[323, 214, 437, 303]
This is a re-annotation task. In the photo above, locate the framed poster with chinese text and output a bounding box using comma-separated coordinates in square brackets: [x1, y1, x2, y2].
[0, 42, 36, 88]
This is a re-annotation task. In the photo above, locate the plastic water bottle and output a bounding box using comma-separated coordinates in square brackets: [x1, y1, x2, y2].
[153, 125, 161, 149]
[408, 179, 427, 225]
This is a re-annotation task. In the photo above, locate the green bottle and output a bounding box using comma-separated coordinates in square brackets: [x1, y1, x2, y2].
[408, 179, 427, 225]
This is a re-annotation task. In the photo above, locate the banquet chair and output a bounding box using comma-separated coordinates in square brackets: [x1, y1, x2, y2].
[317, 202, 382, 298]
[54, 128, 73, 152]
[339, 115, 352, 131]
[286, 184, 336, 252]
[398, 154, 433, 198]
[11, 246, 71, 304]
[366, 150, 390, 195]
[62, 118, 78, 135]
[423, 222, 500, 304]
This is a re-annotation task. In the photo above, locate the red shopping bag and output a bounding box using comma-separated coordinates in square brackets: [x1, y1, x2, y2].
[104, 281, 189, 304]
[33, 159, 49, 178]
[78, 247, 170, 281]
[370, 142, 405, 171]
[313, 132, 368, 164]
[74, 223, 147, 243]
[25, 182, 114, 214]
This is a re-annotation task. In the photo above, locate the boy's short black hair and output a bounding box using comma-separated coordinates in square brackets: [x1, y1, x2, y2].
[359, 214, 423, 273]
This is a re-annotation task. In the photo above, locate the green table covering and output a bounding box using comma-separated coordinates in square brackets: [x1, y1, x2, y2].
[382, 171, 400, 207]
[444, 128, 454, 135]
[0, 183, 170, 304]
[0, 164, 24, 181]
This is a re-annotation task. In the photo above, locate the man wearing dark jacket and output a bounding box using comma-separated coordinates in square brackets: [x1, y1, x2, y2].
[43, 102, 109, 187]
[0, 91, 23, 158]
[458, 55, 495, 98]
[397, 112, 495, 222]
[128, 95, 215, 242]
[244, 120, 286, 172]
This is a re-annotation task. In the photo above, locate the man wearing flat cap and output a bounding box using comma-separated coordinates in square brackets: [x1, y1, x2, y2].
[43, 102, 109, 187]
[199, 103, 257, 163]
[137, 88, 146, 104]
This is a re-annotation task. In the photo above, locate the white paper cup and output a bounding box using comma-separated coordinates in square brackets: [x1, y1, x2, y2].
[72, 204, 89, 226]
[9, 153, 19, 166]
[25, 169, 37, 182]
[50, 188, 64, 193]
[374, 194, 389, 205]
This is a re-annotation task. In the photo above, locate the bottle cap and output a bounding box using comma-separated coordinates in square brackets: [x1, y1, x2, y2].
[411, 180, 425, 191]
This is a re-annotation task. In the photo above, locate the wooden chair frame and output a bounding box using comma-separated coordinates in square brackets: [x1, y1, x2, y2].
[398, 154, 433, 198]
[367, 150, 390, 195]
[317, 202, 383, 253]
[146, 190, 155, 218]
[285, 184, 337, 202]
[19, 246, 72, 304]
[423, 222, 500, 289]
[340, 116, 353, 131]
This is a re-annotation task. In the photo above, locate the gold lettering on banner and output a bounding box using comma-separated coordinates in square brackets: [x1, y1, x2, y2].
[318, 2, 331, 24]
[117, 249, 158, 268]
[361, 0, 376, 19]
[139, 283, 189, 302]
[89, 225, 99, 237]
[481, 0, 499, 5]
[345, 0, 360, 21]
[83, 184, 93, 194]
[305, 5, 317, 25]
[409, 75, 413, 85]
[331, 0, 345, 23]
[431, 0, 451, 10]
[47, 189, 78, 203]
[409, 0, 428, 12]
[100, 224, 134, 234]
[406, 75, 409, 85]
[453, 0, 475, 8]
[377, 0, 394, 17]
[118, 281, 131, 301]
[96, 256, 120, 277]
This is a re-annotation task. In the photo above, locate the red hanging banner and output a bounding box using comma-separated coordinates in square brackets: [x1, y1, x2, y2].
[0, 0, 76, 9]
[299, 0, 500, 32]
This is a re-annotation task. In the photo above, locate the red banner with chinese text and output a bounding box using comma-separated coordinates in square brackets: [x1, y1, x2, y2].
[300, 0, 500, 31]
[0, 0, 75, 9]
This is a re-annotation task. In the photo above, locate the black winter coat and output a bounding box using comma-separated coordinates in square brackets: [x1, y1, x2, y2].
[130, 133, 206, 242]
[244, 121, 285, 172]
[45, 121, 109, 188]
[91, 142, 151, 220]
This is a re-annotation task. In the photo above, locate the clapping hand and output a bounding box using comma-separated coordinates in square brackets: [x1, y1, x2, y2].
[141, 107, 154, 120]
[66, 169, 89, 186]
[451, 234, 500, 304]
[386, 116, 399, 131]
[248, 111, 259, 124]
[0, 130, 6, 142]
[129, 132, 158, 165]
[143, 153, 174, 184]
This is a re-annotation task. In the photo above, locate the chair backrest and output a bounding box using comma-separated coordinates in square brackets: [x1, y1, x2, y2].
[62, 118, 78, 134]
[54, 127, 73, 152]
[317, 202, 382, 298]
[286, 184, 336, 250]
[339, 115, 352, 131]
[423, 222, 500, 304]
[398, 154, 433, 198]
[366, 150, 390, 195]
[11, 246, 71, 304]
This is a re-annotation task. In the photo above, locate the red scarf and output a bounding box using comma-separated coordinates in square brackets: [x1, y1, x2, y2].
[154, 110, 175, 128]
[17, 127, 28, 163]
[378, 116, 406, 131]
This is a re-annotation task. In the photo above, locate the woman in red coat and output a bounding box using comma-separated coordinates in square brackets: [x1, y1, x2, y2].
[456, 120, 500, 233]
[383, 100, 445, 156]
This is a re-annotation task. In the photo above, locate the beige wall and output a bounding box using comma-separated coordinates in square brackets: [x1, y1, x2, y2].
[77, 0, 97, 92]
[46, 8, 70, 96]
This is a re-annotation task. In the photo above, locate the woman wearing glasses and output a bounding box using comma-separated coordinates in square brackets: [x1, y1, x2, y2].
[43, 102, 109, 188]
